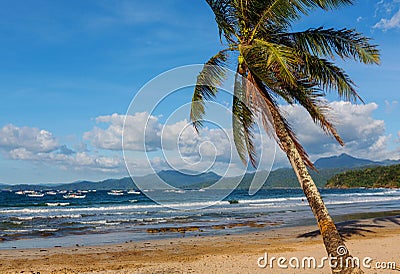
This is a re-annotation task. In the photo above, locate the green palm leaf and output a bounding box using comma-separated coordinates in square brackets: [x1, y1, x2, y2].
[206, 0, 238, 43]
[190, 50, 229, 132]
[248, 72, 316, 169]
[232, 68, 257, 166]
[240, 40, 299, 89]
[298, 53, 361, 102]
[195, 0, 380, 170]
[280, 81, 344, 145]
[281, 28, 380, 64]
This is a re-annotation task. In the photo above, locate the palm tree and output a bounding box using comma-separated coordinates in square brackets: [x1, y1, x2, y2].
[190, 1, 379, 273]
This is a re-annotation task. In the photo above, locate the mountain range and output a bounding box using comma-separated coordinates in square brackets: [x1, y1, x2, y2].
[1, 153, 399, 191]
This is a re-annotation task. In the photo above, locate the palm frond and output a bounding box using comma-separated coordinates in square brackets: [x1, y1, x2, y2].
[249, 0, 309, 38]
[206, 0, 239, 43]
[281, 28, 380, 64]
[232, 67, 257, 167]
[190, 50, 229, 132]
[299, 53, 361, 102]
[240, 40, 299, 89]
[280, 81, 344, 145]
[249, 72, 316, 170]
[199, 0, 379, 172]
[312, 0, 353, 10]
[248, 0, 353, 40]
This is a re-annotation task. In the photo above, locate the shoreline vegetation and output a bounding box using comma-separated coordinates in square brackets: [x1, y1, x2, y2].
[0, 213, 398, 273]
[327, 164, 400, 188]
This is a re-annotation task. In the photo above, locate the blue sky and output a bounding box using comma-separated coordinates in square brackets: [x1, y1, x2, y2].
[0, 0, 399, 184]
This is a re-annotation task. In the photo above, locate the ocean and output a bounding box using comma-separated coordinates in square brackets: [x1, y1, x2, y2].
[0, 188, 399, 249]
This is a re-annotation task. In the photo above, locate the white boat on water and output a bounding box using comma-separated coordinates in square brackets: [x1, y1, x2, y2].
[46, 202, 70, 206]
[63, 193, 86, 199]
[164, 189, 185, 194]
[107, 190, 124, 196]
[15, 190, 25, 195]
[46, 191, 57, 195]
[127, 190, 140, 195]
[27, 192, 45, 197]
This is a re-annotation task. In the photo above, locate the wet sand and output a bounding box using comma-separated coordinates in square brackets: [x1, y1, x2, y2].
[0, 216, 399, 273]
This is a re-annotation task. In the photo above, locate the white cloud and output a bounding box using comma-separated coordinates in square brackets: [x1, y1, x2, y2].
[0, 124, 123, 173]
[283, 101, 393, 160]
[0, 124, 58, 153]
[3, 99, 396, 179]
[85, 112, 244, 174]
[85, 101, 397, 173]
[384, 100, 398, 113]
[84, 112, 163, 151]
[7, 148, 124, 173]
[85, 112, 234, 159]
[374, 9, 400, 30]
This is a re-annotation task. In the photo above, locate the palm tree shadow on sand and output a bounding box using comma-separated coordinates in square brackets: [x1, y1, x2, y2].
[297, 215, 400, 240]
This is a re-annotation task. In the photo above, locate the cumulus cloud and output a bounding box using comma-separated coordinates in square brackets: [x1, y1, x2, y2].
[373, 1, 400, 30]
[85, 101, 396, 173]
[374, 9, 400, 30]
[0, 124, 123, 173]
[0, 124, 58, 153]
[85, 112, 245, 174]
[85, 112, 234, 159]
[3, 99, 395, 178]
[84, 112, 162, 151]
[9, 149, 123, 173]
[284, 101, 392, 160]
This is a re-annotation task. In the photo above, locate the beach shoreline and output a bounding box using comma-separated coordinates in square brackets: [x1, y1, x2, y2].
[0, 215, 399, 273]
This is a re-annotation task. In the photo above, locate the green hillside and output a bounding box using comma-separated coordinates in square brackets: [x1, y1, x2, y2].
[188, 167, 349, 189]
[326, 164, 400, 188]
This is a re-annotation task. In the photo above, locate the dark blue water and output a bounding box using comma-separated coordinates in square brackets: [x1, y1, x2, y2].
[0, 188, 399, 249]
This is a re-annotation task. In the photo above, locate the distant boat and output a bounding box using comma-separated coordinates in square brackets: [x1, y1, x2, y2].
[127, 190, 140, 195]
[63, 193, 86, 199]
[164, 189, 185, 194]
[107, 190, 124, 196]
[27, 192, 45, 198]
[46, 191, 57, 195]
[58, 190, 67, 194]
[46, 202, 70, 206]
[15, 190, 24, 195]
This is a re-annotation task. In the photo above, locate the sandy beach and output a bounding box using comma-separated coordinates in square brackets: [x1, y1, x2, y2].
[0, 215, 399, 274]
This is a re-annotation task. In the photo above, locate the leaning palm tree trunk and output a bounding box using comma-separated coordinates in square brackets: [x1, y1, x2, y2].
[274, 113, 363, 274]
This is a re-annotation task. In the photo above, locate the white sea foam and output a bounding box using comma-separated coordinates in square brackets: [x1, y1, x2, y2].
[325, 196, 400, 205]
[79, 220, 107, 225]
[38, 228, 59, 232]
[3, 229, 30, 233]
[15, 214, 82, 220]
